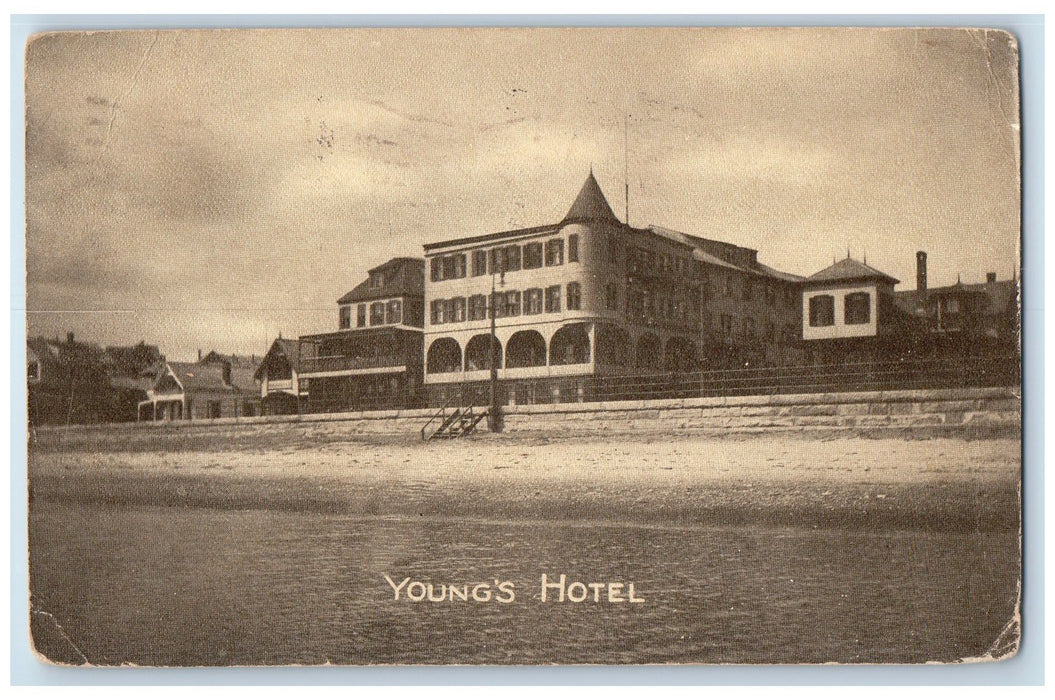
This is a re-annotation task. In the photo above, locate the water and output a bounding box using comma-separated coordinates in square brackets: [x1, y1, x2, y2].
[29, 502, 1018, 665]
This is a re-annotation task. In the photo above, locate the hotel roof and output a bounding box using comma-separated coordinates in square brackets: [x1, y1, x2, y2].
[805, 257, 899, 285]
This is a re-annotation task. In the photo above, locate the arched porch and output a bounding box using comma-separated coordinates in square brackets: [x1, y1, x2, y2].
[426, 337, 462, 374]
[549, 323, 591, 365]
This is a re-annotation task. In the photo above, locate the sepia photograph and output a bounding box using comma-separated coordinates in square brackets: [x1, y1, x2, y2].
[24, 26, 1021, 666]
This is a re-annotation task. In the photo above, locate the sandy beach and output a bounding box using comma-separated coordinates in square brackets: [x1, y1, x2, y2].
[29, 432, 1020, 531]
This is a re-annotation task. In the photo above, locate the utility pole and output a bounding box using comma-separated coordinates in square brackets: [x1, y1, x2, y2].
[488, 256, 503, 432]
[625, 113, 630, 226]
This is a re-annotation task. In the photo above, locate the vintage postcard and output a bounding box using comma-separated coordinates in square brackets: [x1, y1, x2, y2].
[25, 27, 1021, 666]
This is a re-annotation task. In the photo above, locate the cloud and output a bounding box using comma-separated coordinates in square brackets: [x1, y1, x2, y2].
[24, 27, 1020, 358]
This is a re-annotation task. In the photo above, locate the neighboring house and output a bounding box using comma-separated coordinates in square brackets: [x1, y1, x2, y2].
[893, 251, 1019, 356]
[101, 342, 163, 378]
[254, 337, 303, 415]
[27, 343, 43, 386]
[138, 357, 260, 421]
[26, 333, 117, 425]
[422, 172, 802, 405]
[255, 257, 427, 415]
[101, 341, 165, 422]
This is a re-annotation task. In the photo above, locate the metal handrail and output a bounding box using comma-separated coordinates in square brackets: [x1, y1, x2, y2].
[420, 391, 460, 441]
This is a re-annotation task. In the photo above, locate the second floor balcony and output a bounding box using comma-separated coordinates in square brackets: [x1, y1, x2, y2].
[299, 353, 408, 375]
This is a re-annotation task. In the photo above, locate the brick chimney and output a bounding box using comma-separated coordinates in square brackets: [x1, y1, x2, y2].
[222, 360, 232, 386]
[916, 251, 927, 294]
[987, 272, 997, 284]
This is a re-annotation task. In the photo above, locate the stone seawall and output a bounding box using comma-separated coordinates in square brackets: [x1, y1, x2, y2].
[499, 386, 1020, 439]
[33, 386, 1020, 445]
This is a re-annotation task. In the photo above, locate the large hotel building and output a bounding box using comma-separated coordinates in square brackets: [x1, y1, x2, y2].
[245, 171, 1016, 416]
[421, 172, 803, 405]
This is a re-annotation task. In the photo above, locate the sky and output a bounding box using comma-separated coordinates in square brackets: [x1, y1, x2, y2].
[24, 27, 1020, 361]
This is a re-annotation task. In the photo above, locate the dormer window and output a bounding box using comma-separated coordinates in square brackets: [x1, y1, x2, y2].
[339, 305, 352, 329]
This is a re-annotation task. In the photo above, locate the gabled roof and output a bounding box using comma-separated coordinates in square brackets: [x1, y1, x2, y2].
[160, 361, 256, 394]
[254, 337, 301, 381]
[27, 338, 60, 360]
[562, 171, 620, 224]
[893, 278, 1019, 315]
[805, 257, 899, 285]
[338, 257, 425, 305]
[165, 362, 229, 393]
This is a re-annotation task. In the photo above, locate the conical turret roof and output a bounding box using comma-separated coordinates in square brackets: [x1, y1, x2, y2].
[562, 171, 620, 224]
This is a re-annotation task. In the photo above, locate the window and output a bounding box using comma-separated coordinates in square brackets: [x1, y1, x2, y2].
[441, 256, 456, 280]
[741, 279, 752, 302]
[567, 282, 581, 310]
[339, 305, 351, 329]
[468, 294, 488, 321]
[605, 283, 620, 311]
[472, 250, 488, 276]
[491, 245, 521, 274]
[502, 290, 521, 317]
[357, 304, 367, 328]
[523, 242, 543, 269]
[844, 292, 870, 325]
[386, 299, 402, 325]
[370, 302, 385, 326]
[545, 285, 562, 313]
[430, 299, 446, 324]
[524, 288, 544, 314]
[568, 234, 579, 263]
[448, 297, 466, 323]
[765, 286, 776, 304]
[545, 238, 564, 266]
[503, 245, 521, 272]
[809, 295, 835, 327]
[946, 298, 960, 314]
[435, 254, 467, 281]
[28, 360, 38, 381]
